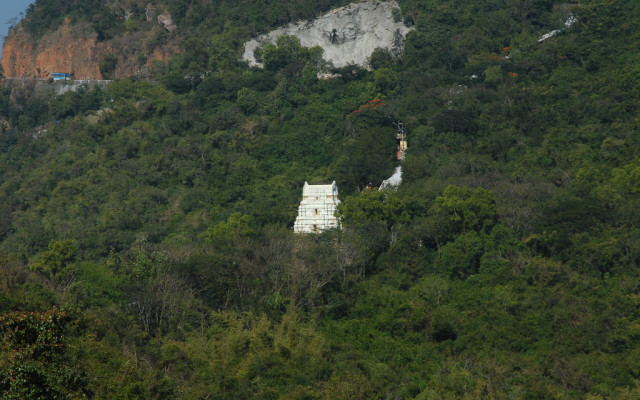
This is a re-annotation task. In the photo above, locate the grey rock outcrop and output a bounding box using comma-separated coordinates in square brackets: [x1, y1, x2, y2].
[242, 0, 412, 69]
[158, 12, 176, 32]
[146, 4, 157, 22]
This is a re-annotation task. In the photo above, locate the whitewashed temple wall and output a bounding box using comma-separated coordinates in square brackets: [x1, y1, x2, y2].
[293, 181, 340, 233]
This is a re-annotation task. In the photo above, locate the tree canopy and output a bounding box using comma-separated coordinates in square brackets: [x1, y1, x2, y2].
[2, 0, 640, 398]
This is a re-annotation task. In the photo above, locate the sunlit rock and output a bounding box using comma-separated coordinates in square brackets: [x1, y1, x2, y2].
[243, 0, 413, 69]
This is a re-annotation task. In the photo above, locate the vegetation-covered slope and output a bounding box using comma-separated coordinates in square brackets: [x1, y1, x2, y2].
[19, 0, 352, 40]
[2, 0, 640, 398]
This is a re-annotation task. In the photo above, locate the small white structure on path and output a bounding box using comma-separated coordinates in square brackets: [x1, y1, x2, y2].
[293, 181, 341, 233]
[538, 14, 577, 43]
[380, 166, 402, 190]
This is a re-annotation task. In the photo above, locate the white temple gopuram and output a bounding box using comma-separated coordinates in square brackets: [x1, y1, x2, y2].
[293, 181, 341, 233]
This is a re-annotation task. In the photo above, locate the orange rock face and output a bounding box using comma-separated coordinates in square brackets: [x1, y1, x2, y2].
[1, 18, 180, 80]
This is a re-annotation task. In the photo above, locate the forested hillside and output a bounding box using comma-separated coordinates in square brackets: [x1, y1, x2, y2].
[2, 0, 640, 398]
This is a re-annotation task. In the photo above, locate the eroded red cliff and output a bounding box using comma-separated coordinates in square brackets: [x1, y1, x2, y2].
[1, 17, 179, 80]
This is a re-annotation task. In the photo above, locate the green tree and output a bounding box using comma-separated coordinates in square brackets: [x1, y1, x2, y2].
[0, 308, 90, 399]
[31, 240, 78, 290]
[206, 212, 255, 245]
[237, 87, 261, 114]
[260, 36, 323, 78]
[338, 189, 409, 230]
[433, 185, 497, 234]
[336, 126, 398, 190]
[374, 67, 397, 92]
[438, 230, 484, 279]
[99, 52, 117, 80]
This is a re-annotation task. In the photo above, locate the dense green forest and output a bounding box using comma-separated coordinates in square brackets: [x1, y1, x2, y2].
[2, 0, 640, 398]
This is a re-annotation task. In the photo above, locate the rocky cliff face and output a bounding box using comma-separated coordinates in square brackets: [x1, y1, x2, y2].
[2, 1, 410, 79]
[1, 17, 180, 80]
[242, 0, 413, 69]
